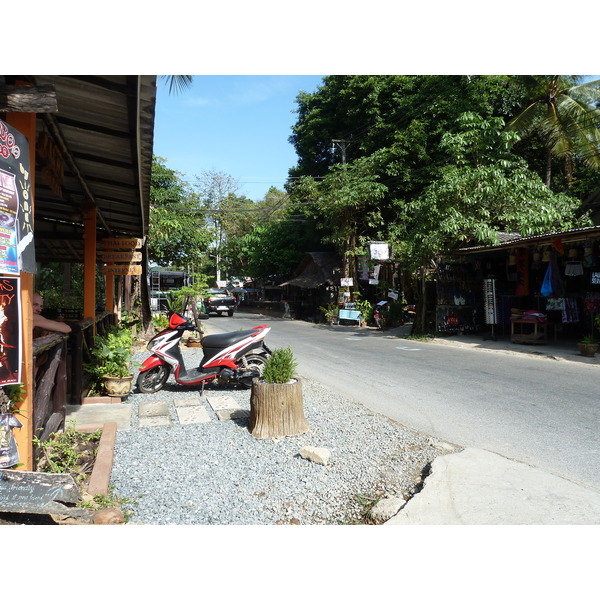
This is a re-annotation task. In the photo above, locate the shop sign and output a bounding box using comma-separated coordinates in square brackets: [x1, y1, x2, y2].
[101, 251, 142, 263]
[591, 272, 600, 286]
[340, 277, 353, 287]
[102, 264, 142, 276]
[369, 242, 389, 261]
[101, 237, 143, 250]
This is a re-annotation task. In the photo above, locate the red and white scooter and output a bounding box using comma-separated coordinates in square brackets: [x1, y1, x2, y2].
[136, 311, 272, 393]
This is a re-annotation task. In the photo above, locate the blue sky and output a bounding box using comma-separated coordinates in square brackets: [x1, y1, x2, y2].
[153, 75, 325, 202]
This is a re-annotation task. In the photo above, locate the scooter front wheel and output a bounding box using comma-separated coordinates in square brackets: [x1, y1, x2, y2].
[137, 365, 170, 394]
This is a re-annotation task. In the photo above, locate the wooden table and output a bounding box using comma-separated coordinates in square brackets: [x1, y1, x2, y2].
[510, 318, 547, 344]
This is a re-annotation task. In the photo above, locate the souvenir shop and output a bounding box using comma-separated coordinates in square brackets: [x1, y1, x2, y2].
[435, 226, 600, 343]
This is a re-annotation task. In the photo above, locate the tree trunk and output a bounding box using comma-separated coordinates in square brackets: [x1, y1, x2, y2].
[249, 379, 309, 439]
[140, 243, 154, 339]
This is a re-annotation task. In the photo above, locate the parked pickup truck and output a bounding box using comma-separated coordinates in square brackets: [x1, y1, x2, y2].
[202, 288, 237, 317]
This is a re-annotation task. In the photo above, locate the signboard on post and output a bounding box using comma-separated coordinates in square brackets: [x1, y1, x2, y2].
[101, 237, 143, 250]
[102, 264, 142, 276]
[101, 251, 142, 263]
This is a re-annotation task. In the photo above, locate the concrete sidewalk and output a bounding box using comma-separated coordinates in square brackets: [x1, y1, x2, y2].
[386, 448, 600, 525]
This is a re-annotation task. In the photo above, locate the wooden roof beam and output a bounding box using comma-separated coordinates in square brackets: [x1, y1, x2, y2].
[40, 112, 112, 235]
[0, 84, 58, 113]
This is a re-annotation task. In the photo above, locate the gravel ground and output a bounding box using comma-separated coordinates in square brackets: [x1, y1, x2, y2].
[108, 346, 457, 525]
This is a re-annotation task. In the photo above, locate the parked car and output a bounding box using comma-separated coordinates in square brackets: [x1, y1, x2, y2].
[202, 288, 237, 317]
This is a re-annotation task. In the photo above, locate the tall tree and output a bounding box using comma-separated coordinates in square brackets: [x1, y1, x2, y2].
[194, 170, 242, 285]
[399, 113, 590, 269]
[293, 155, 387, 289]
[506, 76, 600, 188]
[149, 156, 211, 268]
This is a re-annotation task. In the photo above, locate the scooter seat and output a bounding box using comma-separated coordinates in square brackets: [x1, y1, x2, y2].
[201, 329, 258, 349]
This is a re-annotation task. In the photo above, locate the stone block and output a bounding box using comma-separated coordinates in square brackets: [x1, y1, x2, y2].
[216, 409, 250, 421]
[174, 396, 200, 408]
[369, 496, 406, 522]
[138, 416, 172, 428]
[207, 395, 240, 411]
[138, 401, 169, 418]
[176, 405, 212, 425]
[299, 446, 331, 466]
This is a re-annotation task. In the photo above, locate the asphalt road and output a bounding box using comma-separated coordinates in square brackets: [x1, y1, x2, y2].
[204, 311, 600, 492]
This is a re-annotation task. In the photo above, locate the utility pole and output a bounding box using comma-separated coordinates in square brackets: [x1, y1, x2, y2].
[331, 139, 351, 164]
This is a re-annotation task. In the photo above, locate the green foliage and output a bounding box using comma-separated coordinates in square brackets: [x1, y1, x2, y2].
[398, 113, 590, 269]
[152, 314, 169, 330]
[149, 156, 212, 266]
[353, 298, 374, 323]
[507, 76, 600, 187]
[318, 303, 339, 323]
[86, 325, 134, 380]
[34, 426, 102, 483]
[36, 262, 104, 308]
[0, 384, 25, 415]
[262, 346, 298, 384]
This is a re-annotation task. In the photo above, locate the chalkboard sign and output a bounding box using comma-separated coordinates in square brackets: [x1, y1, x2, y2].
[0, 470, 91, 520]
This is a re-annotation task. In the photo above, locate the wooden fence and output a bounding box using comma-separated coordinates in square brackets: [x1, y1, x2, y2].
[32, 311, 114, 465]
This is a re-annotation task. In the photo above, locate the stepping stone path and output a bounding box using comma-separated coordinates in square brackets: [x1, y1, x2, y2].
[135, 392, 248, 429]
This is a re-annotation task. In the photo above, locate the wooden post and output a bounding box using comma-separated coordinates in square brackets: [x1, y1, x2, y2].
[105, 272, 114, 314]
[83, 201, 97, 332]
[6, 112, 36, 471]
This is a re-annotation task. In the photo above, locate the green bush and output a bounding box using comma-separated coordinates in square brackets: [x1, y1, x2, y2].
[262, 346, 298, 384]
[86, 325, 134, 380]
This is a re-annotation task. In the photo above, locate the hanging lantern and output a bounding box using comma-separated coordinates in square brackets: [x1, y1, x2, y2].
[508, 250, 516, 266]
[542, 247, 551, 262]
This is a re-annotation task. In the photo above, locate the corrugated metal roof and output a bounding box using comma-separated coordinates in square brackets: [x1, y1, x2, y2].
[456, 225, 600, 254]
[3, 75, 156, 263]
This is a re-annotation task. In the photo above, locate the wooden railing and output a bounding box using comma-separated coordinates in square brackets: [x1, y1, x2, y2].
[32, 311, 115, 458]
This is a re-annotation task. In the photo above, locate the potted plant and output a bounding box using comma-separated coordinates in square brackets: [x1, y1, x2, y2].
[577, 335, 599, 357]
[86, 324, 135, 397]
[249, 346, 309, 439]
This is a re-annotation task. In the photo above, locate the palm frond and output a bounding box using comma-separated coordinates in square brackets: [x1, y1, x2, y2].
[159, 75, 193, 95]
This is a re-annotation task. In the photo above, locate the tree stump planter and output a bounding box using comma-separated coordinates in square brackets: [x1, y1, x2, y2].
[249, 378, 310, 439]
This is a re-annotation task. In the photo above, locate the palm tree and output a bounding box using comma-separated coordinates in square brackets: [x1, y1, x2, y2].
[507, 75, 600, 188]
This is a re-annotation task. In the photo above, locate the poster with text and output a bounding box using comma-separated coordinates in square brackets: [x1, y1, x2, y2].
[0, 277, 21, 386]
[0, 119, 35, 274]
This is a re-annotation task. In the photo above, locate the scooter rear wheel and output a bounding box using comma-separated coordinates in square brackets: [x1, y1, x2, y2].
[239, 353, 268, 389]
[136, 365, 170, 393]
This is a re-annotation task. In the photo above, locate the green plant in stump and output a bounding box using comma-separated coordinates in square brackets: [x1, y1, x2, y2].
[262, 346, 298, 384]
